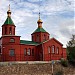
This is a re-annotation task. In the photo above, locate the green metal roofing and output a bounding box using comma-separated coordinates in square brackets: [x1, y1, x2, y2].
[33, 27, 46, 33]
[4, 16, 14, 25]
[20, 40, 39, 45]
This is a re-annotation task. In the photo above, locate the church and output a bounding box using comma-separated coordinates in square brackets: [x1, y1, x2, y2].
[0, 5, 66, 61]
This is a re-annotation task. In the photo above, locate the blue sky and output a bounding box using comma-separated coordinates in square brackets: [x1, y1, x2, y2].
[0, 0, 74, 47]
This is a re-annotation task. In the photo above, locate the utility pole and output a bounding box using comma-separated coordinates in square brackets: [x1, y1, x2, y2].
[51, 60, 55, 75]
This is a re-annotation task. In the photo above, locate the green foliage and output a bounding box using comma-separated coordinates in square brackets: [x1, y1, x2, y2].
[67, 35, 75, 66]
[67, 47, 75, 65]
[55, 70, 63, 75]
[60, 59, 68, 67]
[67, 35, 75, 47]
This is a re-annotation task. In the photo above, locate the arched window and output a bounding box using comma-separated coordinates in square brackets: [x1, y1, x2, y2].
[32, 49, 34, 56]
[10, 38, 15, 42]
[44, 34, 46, 40]
[48, 46, 50, 53]
[56, 47, 59, 54]
[0, 48, 1, 54]
[5, 27, 7, 35]
[14, 28, 15, 35]
[52, 45, 55, 53]
[9, 27, 12, 35]
[24, 48, 27, 56]
[37, 35, 39, 42]
[27, 48, 31, 55]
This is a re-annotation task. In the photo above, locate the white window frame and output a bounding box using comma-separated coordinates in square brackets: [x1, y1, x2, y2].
[48, 47, 50, 53]
[56, 47, 59, 54]
[27, 48, 31, 55]
[52, 45, 55, 53]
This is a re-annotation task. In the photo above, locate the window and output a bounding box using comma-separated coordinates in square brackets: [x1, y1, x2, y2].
[48, 35, 49, 39]
[44, 34, 46, 40]
[24, 48, 27, 56]
[52, 45, 55, 53]
[48, 46, 50, 53]
[5, 27, 7, 35]
[32, 49, 34, 56]
[37, 35, 39, 42]
[0, 48, 1, 54]
[9, 27, 12, 35]
[9, 49, 15, 56]
[56, 47, 59, 54]
[27, 48, 31, 55]
[14, 28, 15, 35]
[10, 38, 15, 42]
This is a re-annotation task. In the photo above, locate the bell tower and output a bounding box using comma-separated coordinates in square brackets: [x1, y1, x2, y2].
[2, 5, 16, 36]
[31, 12, 50, 43]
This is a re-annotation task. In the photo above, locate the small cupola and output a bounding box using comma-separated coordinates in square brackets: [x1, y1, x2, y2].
[2, 5, 15, 36]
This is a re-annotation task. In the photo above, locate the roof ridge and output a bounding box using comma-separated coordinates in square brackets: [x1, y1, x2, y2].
[20, 40, 34, 42]
[20, 40, 39, 45]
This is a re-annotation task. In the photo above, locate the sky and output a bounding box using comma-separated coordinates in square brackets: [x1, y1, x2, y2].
[0, 0, 75, 47]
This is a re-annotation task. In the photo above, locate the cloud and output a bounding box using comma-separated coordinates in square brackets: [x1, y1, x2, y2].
[0, 0, 74, 47]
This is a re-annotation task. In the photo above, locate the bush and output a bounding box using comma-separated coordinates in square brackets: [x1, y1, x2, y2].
[55, 70, 63, 75]
[67, 47, 75, 66]
[60, 58, 68, 67]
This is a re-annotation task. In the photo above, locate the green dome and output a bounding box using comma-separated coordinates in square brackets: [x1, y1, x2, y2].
[33, 27, 47, 33]
[4, 16, 14, 25]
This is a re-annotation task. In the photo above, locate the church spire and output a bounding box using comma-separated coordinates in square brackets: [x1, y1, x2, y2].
[7, 4, 11, 17]
[3, 4, 14, 25]
[39, 12, 40, 20]
[37, 12, 43, 28]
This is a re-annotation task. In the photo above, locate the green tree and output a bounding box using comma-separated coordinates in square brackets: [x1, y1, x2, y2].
[67, 35, 75, 65]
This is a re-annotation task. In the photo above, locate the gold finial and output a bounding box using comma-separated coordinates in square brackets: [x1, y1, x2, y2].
[37, 12, 43, 28]
[9, 4, 10, 10]
[37, 12, 43, 23]
[7, 4, 11, 17]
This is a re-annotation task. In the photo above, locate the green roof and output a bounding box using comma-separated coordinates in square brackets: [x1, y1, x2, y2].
[4, 16, 14, 25]
[33, 27, 46, 33]
[20, 40, 39, 45]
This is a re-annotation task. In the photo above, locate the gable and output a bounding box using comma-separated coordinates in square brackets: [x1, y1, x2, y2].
[42, 38, 63, 46]
[51, 38, 63, 46]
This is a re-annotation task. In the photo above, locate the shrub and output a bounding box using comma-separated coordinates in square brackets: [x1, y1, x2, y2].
[60, 58, 68, 67]
[67, 47, 75, 66]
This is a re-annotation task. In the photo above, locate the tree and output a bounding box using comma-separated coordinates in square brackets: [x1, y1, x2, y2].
[67, 35, 75, 65]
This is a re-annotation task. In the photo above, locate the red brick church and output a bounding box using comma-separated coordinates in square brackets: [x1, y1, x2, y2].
[0, 6, 66, 61]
